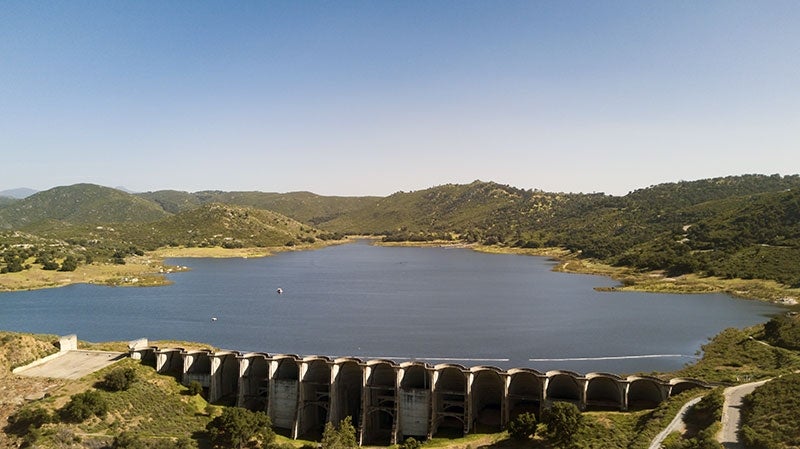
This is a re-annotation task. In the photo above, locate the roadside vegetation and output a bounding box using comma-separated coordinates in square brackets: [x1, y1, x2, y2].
[739, 373, 800, 449]
[660, 389, 724, 449]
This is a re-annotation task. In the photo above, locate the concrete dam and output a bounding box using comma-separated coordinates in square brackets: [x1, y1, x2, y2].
[128, 339, 707, 445]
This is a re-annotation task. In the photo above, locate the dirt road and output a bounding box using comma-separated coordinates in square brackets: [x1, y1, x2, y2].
[717, 379, 770, 449]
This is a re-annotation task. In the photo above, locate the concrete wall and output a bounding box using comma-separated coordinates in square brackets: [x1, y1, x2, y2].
[131, 345, 709, 443]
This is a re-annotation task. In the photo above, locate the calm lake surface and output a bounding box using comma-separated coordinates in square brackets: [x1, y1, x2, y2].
[0, 240, 783, 374]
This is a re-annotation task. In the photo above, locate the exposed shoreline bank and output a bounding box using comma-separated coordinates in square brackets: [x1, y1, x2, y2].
[1, 237, 798, 306]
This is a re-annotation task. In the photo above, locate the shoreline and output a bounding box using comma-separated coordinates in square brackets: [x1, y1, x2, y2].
[0, 238, 349, 292]
[378, 240, 800, 305]
[1, 237, 798, 306]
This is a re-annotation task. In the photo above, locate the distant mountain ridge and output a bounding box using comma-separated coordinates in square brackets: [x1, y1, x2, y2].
[0, 187, 37, 199]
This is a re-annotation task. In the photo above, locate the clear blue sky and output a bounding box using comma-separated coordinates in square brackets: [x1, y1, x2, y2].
[2, 1, 798, 196]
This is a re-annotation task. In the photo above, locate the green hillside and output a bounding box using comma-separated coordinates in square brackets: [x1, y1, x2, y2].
[135, 189, 203, 214]
[0, 186, 340, 275]
[120, 203, 334, 249]
[2, 176, 800, 291]
[0, 184, 169, 229]
[315, 180, 581, 238]
[138, 189, 379, 224]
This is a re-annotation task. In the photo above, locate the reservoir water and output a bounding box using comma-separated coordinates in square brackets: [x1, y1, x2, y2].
[0, 240, 783, 374]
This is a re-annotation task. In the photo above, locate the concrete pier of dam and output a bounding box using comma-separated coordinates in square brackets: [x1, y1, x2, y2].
[128, 339, 707, 445]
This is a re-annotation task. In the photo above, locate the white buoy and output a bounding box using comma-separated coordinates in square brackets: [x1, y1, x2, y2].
[276, 288, 283, 294]
[211, 317, 218, 322]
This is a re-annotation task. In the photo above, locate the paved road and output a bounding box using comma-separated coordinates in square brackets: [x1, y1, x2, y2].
[15, 350, 125, 379]
[648, 396, 704, 449]
[717, 379, 771, 449]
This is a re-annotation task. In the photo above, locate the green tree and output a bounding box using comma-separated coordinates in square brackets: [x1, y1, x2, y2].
[544, 402, 583, 446]
[205, 407, 274, 449]
[508, 412, 537, 441]
[59, 390, 108, 423]
[102, 367, 138, 391]
[59, 255, 79, 271]
[321, 416, 357, 449]
[5, 407, 52, 436]
[112, 250, 126, 264]
[2, 254, 24, 273]
[41, 258, 60, 270]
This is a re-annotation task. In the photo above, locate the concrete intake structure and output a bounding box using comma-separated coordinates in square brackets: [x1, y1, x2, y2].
[130, 343, 707, 445]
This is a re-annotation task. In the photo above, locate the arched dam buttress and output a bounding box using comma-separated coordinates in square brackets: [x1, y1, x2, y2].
[128, 338, 709, 444]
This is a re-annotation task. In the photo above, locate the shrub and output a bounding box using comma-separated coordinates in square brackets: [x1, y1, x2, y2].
[206, 407, 274, 449]
[42, 259, 60, 270]
[740, 373, 800, 449]
[102, 367, 138, 391]
[5, 407, 52, 435]
[401, 437, 421, 449]
[59, 255, 78, 271]
[59, 390, 108, 423]
[544, 402, 583, 445]
[508, 412, 537, 441]
[187, 380, 203, 396]
[112, 432, 146, 449]
[321, 416, 357, 449]
[685, 389, 723, 428]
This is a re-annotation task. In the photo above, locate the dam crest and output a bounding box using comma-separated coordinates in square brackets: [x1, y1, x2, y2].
[128, 338, 707, 445]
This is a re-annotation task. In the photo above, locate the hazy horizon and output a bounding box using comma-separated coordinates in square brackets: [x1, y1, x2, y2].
[2, 2, 798, 196]
[2, 172, 800, 200]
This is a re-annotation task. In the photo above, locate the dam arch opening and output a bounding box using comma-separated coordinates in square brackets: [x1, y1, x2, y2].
[363, 361, 398, 445]
[333, 360, 363, 430]
[470, 368, 504, 433]
[432, 366, 467, 438]
[297, 358, 331, 440]
[546, 372, 582, 406]
[627, 378, 665, 410]
[585, 375, 624, 411]
[238, 354, 270, 410]
[508, 370, 543, 419]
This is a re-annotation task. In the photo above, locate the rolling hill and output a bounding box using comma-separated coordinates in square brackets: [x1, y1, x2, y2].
[0, 184, 169, 229]
[1, 175, 799, 288]
[120, 203, 332, 249]
[138, 189, 379, 224]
